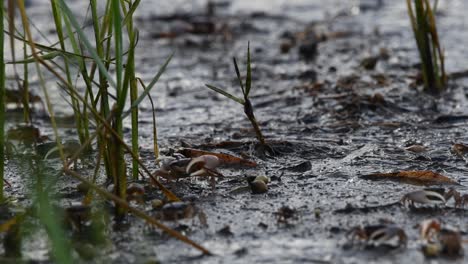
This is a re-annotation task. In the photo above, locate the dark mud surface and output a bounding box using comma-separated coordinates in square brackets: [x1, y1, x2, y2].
[2, 0, 468, 263]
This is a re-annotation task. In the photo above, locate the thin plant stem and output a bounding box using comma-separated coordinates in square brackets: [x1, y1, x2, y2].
[17, 0, 66, 163]
[0, 2, 5, 201]
[407, 0, 446, 93]
[121, 0, 140, 180]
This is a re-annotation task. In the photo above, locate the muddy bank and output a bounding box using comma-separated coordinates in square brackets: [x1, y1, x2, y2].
[2, 0, 468, 263]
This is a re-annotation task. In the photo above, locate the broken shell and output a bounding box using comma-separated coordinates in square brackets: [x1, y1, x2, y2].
[254, 175, 270, 184]
[250, 180, 268, 194]
[186, 155, 220, 176]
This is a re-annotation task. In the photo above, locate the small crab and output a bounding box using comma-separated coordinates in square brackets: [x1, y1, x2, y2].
[64, 203, 92, 232]
[347, 224, 407, 248]
[152, 156, 192, 180]
[155, 201, 207, 227]
[419, 219, 441, 243]
[152, 155, 222, 191]
[444, 188, 468, 208]
[274, 206, 299, 224]
[400, 189, 446, 207]
[419, 219, 464, 258]
[153, 155, 222, 180]
[438, 228, 463, 257]
[126, 183, 145, 203]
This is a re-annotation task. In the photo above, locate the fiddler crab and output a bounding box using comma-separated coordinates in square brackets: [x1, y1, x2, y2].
[64, 202, 92, 232]
[152, 154, 223, 190]
[153, 154, 222, 180]
[419, 219, 464, 258]
[107, 183, 146, 204]
[346, 222, 407, 249]
[400, 188, 468, 208]
[155, 201, 207, 227]
[274, 206, 300, 225]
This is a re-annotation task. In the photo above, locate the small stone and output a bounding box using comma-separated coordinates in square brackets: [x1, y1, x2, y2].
[250, 180, 268, 194]
[421, 243, 441, 257]
[314, 208, 321, 219]
[280, 40, 293, 54]
[254, 175, 270, 184]
[405, 144, 427, 153]
[76, 182, 90, 194]
[217, 225, 234, 236]
[151, 199, 164, 209]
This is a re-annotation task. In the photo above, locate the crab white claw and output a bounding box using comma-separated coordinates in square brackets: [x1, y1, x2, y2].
[186, 155, 220, 176]
[401, 190, 446, 206]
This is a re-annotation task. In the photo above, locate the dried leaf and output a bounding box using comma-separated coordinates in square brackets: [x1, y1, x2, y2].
[361, 170, 458, 186]
[179, 148, 257, 167]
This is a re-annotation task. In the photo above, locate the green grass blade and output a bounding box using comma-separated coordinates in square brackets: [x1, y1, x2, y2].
[37, 193, 73, 264]
[232, 57, 245, 95]
[57, 0, 117, 89]
[204, 84, 244, 105]
[245, 42, 252, 97]
[121, 0, 140, 180]
[122, 53, 173, 119]
[0, 3, 5, 201]
[113, 0, 124, 102]
[122, 0, 141, 26]
[8, 51, 61, 64]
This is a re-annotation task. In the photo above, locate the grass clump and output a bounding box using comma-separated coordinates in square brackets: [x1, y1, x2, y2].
[206, 43, 272, 154]
[1, 0, 211, 259]
[407, 0, 446, 94]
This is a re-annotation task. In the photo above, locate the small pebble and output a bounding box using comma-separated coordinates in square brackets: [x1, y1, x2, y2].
[250, 180, 268, 194]
[151, 199, 164, 209]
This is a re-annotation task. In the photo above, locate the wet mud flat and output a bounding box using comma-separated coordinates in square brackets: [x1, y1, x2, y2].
[2, 0, 468, 263]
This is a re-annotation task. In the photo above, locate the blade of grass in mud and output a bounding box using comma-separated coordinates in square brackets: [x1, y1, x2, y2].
[122, 0, 141, 26]
[406, 0, 446, 93]
[137, 78, 160, 159]
[50, 0, 88, 145]
[17, 0, 66, 161]
[90, 0, 112, 182]
[7, 0, 32, 123]
[245, 42, 252, 97]
[0, 3, 5, 201]
[57, 0, 117, 89]
[60, 2, 94, 141]
[110, 0, 127, 216]
[121, 1, 140, 179]
[6, 0, 28, 123]
[36, 177, 72, 264]
[122, 53, 174, 119]
[204, 84, 244, 104]
[233, 57, 245, 95]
